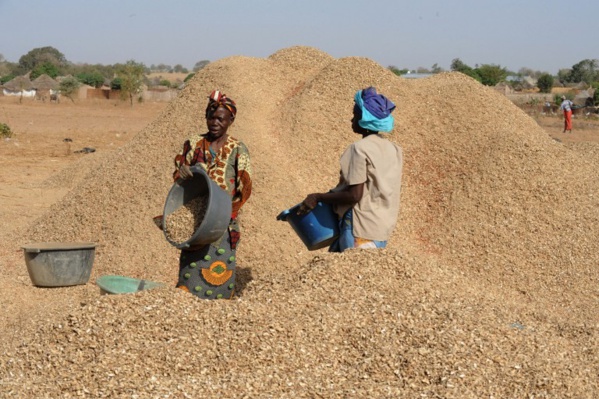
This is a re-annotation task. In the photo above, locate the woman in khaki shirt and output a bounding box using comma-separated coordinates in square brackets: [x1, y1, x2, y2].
[300, 87, 403, 252]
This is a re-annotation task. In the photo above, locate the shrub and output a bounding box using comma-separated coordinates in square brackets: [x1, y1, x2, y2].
[111, 77, 122, 90]
[388, 66, 409, 76]
[537, 74, 554, 93]
[76, 71, 105, 88]
[59, 76, 81, 103]
[592, 82, 599, 106]
[475, 64, 508, 86]
[0, 123, 12, 138]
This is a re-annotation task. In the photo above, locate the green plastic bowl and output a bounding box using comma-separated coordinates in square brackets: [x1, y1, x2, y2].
[96, 275, 165, 295]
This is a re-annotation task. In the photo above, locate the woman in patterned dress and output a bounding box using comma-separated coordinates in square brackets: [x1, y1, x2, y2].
[172, 90, 252, 299]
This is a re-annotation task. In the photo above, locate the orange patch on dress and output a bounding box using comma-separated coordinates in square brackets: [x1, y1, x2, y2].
[201, 261, 233, 286]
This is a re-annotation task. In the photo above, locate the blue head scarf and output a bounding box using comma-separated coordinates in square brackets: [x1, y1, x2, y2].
[354, 87, 396, 133]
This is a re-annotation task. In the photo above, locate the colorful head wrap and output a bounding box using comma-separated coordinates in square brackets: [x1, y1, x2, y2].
[354, 87, 396, 133]
[206, 90, 237, 119]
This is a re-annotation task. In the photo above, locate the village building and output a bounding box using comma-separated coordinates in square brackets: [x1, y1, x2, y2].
[2, 75, 35, 97]
[32, 74, 59, 101]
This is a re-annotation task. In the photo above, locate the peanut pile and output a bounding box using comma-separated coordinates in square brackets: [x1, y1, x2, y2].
[163, 196, 208, 244]
[0, 46, 597, 398]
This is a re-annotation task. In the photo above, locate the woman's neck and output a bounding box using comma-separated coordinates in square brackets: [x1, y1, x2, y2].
[206, 133, 229, 149]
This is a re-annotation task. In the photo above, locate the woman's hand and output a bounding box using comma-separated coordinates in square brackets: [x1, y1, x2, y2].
[178, 164, 193, 179]
[297, 184, 363, 215]
[297, 193, 320, 215]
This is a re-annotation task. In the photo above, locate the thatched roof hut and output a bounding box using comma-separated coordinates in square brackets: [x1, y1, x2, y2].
[32, 74, 59, 91]
[3, 75, 33, 91]
[2, 75, 35, 97]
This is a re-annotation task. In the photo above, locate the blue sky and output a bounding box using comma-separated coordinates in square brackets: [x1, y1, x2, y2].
[1, 0, 596, 74]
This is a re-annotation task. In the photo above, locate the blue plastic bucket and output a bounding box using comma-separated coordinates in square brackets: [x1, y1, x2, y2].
[277, 202, 340, 251]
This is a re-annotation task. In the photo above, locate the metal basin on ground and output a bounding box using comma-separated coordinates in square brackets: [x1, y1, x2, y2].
[22, 242, 96, 287]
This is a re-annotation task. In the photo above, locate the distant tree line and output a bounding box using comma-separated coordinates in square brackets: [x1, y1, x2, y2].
[388, 58, 599, 104]
[0, 46, 211, 102]
[3, 46, 598, 105]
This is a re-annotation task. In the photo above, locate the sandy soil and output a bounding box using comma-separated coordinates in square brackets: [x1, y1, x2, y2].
[0, 98, 167, 231]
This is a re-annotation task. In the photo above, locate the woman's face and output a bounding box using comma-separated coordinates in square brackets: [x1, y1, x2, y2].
[206, 106, 234, 139]
[351, 104, 367, 134]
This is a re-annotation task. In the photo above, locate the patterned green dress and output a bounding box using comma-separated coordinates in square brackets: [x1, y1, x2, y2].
[173, 134, 252, 299]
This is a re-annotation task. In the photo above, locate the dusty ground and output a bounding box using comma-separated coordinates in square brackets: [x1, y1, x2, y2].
[0, 50, 598, 398]
[0, 98, 167, 231]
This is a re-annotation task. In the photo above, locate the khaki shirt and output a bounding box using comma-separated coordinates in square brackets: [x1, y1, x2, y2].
[334, 134, 403, 241]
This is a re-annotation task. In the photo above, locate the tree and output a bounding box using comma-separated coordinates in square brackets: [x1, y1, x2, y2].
[475, 64, 508, 86]
[76, 71, 105, 88]
[31, 62, 60, 79]
[111, 77, 122, 90]
[557, 68, 570, 84]
[193, 60, 210, 72]
[431, 63, 444, 74]
[154, 63, 171, 72]
[58, 76, 81, 103]
[172, 64, 188, 73]
[592, 83, 599, 106]
[518, 67, 546, 79]
[537, 73, 554, 93]
[558, 59, 599, 84]
[116, 60, 145, 107]
[17, 46, 68, 75]
[518, 67, 535, 78]
[388, 65, 409, 76]
[450, 58, 469, 72]
[0, 53, 12, 77]
[67, 63, 115, 82]
[567, 59, 599, 84]
[450, 58, 482, 82]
